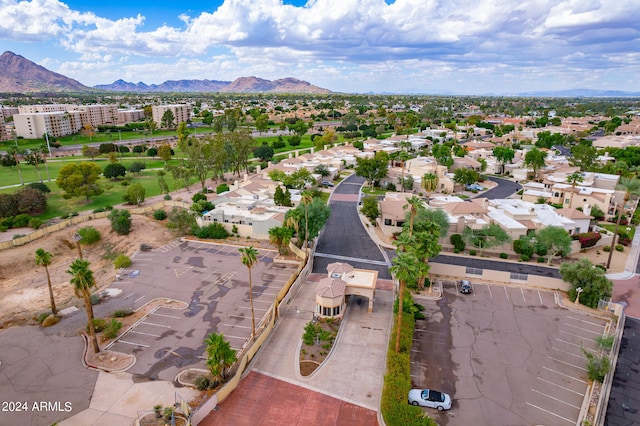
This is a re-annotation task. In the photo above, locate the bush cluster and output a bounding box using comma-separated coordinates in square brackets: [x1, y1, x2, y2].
[572, 232, 602, 248]
[193, 222, 229, 239]
[450, 234, 465, 251]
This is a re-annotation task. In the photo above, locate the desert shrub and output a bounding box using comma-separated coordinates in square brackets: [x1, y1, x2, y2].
[192, 192, 207, 203]
[615, 244, 624, 252]
[520, 254, 530, 261]
[469, 250, 476, 256]
[163, 194, 172, 200]
[603, 245, 611, 252]
[195, 376, 210, 391]
[13, 213, 30, 227]
[572, 232, 602, 248]
[28, 217, 43, 229]
[513, 237, 534, 257]
[216, 183, 230, 194]
[193, 222, 229, 239]
[78, 226, 101, 244]
[153, 209, 167, 220]
[93, 207, 105, 213]
[191, 200, 215, 213]
[108, 209, 132, 235]
[114, 254, 132, 269]
[27, 182, 51, 193]
[90, 318, 107, 332]
[103, 319, 122, 339]
[583, 349, 610, 383]
[113, 309, 133, 318]
[302, 321, 321, 346]
[537, 257, 546, 263]
[499, 252, 508, 259]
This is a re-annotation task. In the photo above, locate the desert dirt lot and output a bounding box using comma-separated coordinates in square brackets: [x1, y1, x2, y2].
[0, 215, 176, 328]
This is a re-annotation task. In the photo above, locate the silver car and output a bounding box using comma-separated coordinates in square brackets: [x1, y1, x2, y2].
[408, 389, 452, 411]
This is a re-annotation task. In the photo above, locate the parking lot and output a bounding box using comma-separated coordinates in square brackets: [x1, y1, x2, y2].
[411, 281, 611, 426]
[104, 240, 298, 380]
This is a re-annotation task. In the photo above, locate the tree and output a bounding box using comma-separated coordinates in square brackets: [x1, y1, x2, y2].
[606, 176, 640, 268]
[453, 168, 479, 188]
[355, 156, 388, 188]
[15, 186, 47, 215]
[67, 259, 100, 353]
[560, 258, 612, 308]
[403, 196, 424, 237]
[524, 148, 547, 179]
[492, 146, 515, 174]
[146, 147, 158, 158]
[462, 223, 511, 256]
[125, 183, 145, 206]
[56, 162, 104, 201]
[570, 142, 597, 171]
[161, 109, 175, 129]
[288, 119, 308, 136]
[255, 114, 269, 134]
[314, 164, 330, 178]
[301, 192, 313, 254]
[421, 173, 438, 201]
[35, 248, 57, 315]
[205, 332, 237, 382]
[239, 246, 258, 338]
[269, 226, 294, 255]
[108, 209, 132, 235]
[432, 143, 453, 168]
[566, 171, 584, 207]
[128, 161, 146, 175]
[157, 170, 170, 195]
[274, 186, 292, 207]
[536, 226, 572, 264]
[254, 144, 275, 161]
[82, 145, 100, 160]
[167, 207, 197, 235]
[103, 163, 126, 180]
[4, 148, 23, 186]
[390, 251, 419, 353]
[284, 197, 331, 250]
[158, 144, 173, 164]
[360, 195, 380, 224]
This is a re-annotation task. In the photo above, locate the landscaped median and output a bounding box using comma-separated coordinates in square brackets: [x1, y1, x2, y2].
[381, 293, 437, 426]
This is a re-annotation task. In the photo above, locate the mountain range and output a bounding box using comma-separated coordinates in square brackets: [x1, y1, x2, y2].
[0, 51, 331, 94]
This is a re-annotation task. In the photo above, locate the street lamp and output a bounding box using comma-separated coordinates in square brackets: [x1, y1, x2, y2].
[73, 232, 83, 259]
[575, 287, 583, 304]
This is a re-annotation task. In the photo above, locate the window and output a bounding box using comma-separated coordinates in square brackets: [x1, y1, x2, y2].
[510, 272, 528, 281]
[332, 306, 340, 316]
[384, 219, 392, 226]
[465, 267, 483, 276]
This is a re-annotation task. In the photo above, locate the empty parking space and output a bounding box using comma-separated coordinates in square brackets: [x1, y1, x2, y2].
[102, 240, 298, 380]
[412, 283, 610, 425]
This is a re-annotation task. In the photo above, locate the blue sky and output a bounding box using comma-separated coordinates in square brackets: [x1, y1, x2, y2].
[1, 0, 639, 94]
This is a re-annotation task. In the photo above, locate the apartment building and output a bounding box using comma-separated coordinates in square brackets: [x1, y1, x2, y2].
[13, 110, 83, 139]
[117, 109, 145, 125]
[152, 104, 191, 128]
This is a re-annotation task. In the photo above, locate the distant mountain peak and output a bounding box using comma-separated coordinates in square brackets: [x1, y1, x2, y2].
[0, 50, 88, 92]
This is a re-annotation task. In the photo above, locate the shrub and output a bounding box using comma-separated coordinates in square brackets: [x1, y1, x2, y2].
[583, 349, 610, 383]
[93, 207, 105, 213]
[520, 254, 530, 261]
[193, 222, 229, 239]
[192, 192, 207, 203]
[603, 245, 611, 252]
[195, 376, 210, 391]
[163, 194, 172, 200]
[469, 250, 477, 256]
[90, 294, 102, 305]
[615, 244, 624, 252]
[450, 234, 465, 251]
[27, 182, 51, 193]
[216, 183, 230, 194]
[89, 318, 107, 332]
[78, 226, 101, 244]
[28, 217, 43, 229]
[499, 252, 508, 259]
[37, 311, 51, 324]
[103, 319, 122, 339]
[12, 234, 25, 239]
[113, 309, 133, 318]
[573, 232, 602, 248]
[537, 257, 546, 263]
[108, 209, 132, 235]
[114, 254, 132, 269]
[13, 213, 30, 227]
[153, 209, 167, 220]
[191, 200, 215, 213]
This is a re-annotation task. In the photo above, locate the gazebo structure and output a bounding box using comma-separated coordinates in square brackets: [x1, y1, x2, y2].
[314, 262, 378, 318]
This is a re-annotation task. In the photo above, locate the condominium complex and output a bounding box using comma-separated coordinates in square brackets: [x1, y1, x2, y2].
[152, 104, 191, 128]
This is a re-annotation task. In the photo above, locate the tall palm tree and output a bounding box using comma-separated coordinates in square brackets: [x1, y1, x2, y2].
[390, 251, 419, 353]
[239, 246, 258, 338]
[35, 248, 57, 315]
[606, 176, 640, 268]
[566, 171, 584, 208]
[403, 196, 424, 237]
[10, 147, 23, 186]
[301, 192, 313, 255]
[67, 259, 100, 353]
[421, 172, 439, 203]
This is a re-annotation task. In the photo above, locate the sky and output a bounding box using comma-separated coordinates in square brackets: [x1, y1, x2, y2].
[0, 0, 639, 95]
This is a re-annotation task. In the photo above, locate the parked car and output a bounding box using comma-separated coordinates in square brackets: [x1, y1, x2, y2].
[408, 389, 452, 411]
[459, 279, 472, 294]
[321, 181, 335, 187]
[465, 183, 483, 191]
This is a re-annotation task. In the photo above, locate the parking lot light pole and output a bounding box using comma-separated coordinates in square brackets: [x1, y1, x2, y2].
[575, 287, 583, 304]
[73, 232, 83, 259]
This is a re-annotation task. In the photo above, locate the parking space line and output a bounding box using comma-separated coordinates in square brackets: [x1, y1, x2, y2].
[555, 338, 597, 353]
[222, 334, 248, 341]
[563, 323, 601, 335]
[134, 296, 145, 303]
[487, 285, 493, 299]
[118, 340, 150, 348]
[551, 346, 585, 359]
[239, 306, 269, 312]
[566, 316, 606, 328]
[538, 290, 543, 305]
[504, 286, 510, 300]
[542, 366, 587, 384]
[530, 388, 580, 409]
[140, 321, 171, 328]
[149, 312, 181, 319]
[547, 356, 587, 371]
[558, 329, 597, 341]
[526, 403, 574, 423]
[130, 330, 162, 338]
[537, 377, 583, 396]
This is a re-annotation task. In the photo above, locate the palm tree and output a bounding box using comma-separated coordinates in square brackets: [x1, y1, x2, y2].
[67, 259, 100, 353]
[301, 192, 313, 254]
[403, 196, 424, 237]
[421, 172, 438, 203]
[35, 248, 57, 315]
[566, 171, 584, 208]
[606, 176, 640, 268]
[10, 147, 23, 186]
[239, 246, 258, 338]
[390, 251, 419, 353]
[205, 332, 237, 382]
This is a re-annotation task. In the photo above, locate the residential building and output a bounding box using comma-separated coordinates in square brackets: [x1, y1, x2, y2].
[152, 104, 191, 128]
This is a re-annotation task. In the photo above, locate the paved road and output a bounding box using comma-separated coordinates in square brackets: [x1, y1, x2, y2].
[431, 253, 562, 278]
[313, 174, 391, 279]
[479, 176, 522, 200]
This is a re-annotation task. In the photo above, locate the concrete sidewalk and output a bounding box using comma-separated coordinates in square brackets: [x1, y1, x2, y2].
[250, 275, 393, 411]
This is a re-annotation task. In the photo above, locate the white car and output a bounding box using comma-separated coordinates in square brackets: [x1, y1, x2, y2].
[408, 389, 452, 411]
